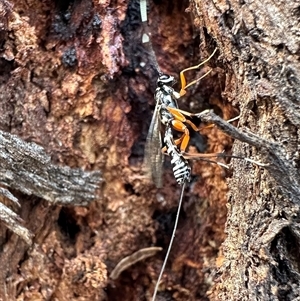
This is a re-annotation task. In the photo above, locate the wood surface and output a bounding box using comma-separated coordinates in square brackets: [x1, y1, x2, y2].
[0, 0, 299, 300]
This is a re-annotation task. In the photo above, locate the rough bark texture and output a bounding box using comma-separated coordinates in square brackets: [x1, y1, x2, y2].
[194, 1, 300, 300]
[0, 0, 299, 300]
[0, 129, 102, 244]
[0, 130, 101, 206]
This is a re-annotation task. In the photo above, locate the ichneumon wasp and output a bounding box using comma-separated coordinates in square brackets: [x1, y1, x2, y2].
[139, 1, 265, 301]
[144, 49, 221, 188]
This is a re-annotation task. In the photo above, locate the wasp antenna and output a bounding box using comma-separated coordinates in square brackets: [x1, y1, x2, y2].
[140, 0, 161, 73]
[179, 48, 218, 95]
[180, 69, 212, 96]
[151, 182, 186, 301]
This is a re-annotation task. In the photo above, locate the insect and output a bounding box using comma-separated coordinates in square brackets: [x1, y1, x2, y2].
[163, 124, 191, 185]
[139, 3, 228, 301]
[144, 51, 221, 301]
[144, 49, 217, 188]
[139, 2, 263, 300]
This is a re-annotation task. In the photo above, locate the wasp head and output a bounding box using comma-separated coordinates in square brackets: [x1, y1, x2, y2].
[157, 74, 176, 87]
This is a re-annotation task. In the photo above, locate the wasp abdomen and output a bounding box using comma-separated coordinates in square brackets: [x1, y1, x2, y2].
[164, 126, 191, 185]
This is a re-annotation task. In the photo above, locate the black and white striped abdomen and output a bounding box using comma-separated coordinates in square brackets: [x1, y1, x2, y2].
[164, 126, 191, 185]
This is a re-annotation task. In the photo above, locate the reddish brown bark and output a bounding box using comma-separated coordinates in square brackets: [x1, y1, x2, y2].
[1, 0, 299, 300]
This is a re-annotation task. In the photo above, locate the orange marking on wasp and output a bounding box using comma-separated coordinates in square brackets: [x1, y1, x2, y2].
[166, 107, 210, 152]
[143, 39, 222, 301]
[145, 49, 218, 187]
[157, 49, 218, 155]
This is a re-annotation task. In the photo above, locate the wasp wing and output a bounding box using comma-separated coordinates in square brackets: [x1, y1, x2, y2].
[144, 103, 163, 188]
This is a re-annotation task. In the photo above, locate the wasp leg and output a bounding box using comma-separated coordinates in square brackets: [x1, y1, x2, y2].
[161, 119, 190, 154]
[167, 107, 218, 151]
[165, 107, 239, 153]
[168, 107, 214, 134]
[183, 151, 230, 169]
[161, 136, 184, 154]
[169, 107, 240, 133]
[162, 145, 230, 168]
[164, 107, 191, 151]
[168, 108, 209, 118]
[226, 115, 240, 123]
[171, 120, 190, 152]
[183, 151, 227, 159]
[183, 151, 268, 167]
[179, 48, 217, 96]
[198, 124, 215, 131]
[167, 107, 199, 132]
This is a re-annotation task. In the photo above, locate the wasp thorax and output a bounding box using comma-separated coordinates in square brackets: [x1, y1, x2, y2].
[157, 74, 175, 87]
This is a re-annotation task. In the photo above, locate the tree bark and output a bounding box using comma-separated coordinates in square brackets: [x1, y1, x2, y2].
[195, 0, 300, 300]
[0, 0, 299, 300]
